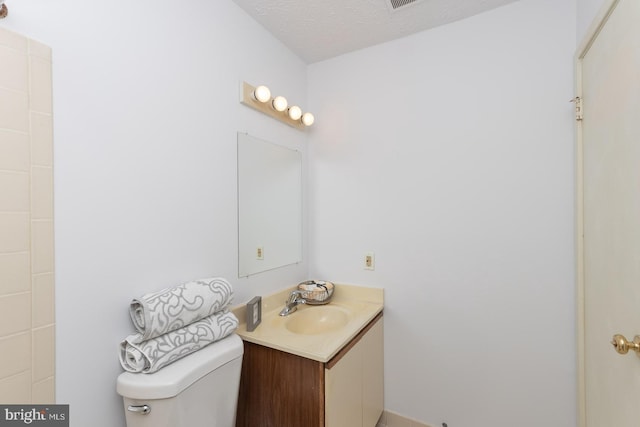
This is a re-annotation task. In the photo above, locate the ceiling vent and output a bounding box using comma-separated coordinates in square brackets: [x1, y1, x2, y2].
[386, 0, 424, 12]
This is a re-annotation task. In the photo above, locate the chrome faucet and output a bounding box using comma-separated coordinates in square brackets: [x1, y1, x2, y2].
[279, 290, 306, 316]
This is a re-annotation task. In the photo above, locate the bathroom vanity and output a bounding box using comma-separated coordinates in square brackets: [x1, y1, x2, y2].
[233, 284, 384, 427]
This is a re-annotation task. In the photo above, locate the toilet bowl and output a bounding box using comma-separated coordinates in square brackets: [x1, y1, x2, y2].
[116, 334, 244, 427]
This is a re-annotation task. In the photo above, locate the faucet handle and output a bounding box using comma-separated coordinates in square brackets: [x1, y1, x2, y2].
[279, 290, 306, 316]
[287, 290, 304, 304]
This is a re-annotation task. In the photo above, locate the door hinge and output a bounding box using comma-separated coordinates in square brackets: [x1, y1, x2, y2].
[570, 96, 583, 121]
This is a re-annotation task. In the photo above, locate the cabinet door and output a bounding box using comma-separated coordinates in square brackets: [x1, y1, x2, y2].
[236, 341, 324, 427]
[325, 315, 384, 427]
[362, 319, 384, 427]
[325, 340, 363, 427]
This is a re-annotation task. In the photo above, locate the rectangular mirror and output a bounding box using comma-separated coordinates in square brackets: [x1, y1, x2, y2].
[237, 132, 302, 277]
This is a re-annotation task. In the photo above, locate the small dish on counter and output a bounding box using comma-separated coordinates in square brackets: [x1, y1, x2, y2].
[297, 280, 335, 305]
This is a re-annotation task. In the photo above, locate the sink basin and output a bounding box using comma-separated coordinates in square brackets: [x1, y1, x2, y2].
[285, 305, 350, 335]
[235, 284, 384, 362]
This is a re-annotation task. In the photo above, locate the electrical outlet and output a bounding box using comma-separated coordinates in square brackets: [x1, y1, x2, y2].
[256, 246, 264, 260]
[364, 252, 375, 270]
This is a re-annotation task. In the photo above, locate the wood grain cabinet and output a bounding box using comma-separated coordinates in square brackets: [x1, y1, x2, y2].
[236, 313, 384, 427]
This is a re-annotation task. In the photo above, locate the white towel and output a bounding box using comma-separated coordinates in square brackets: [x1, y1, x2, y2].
[130, 277, 234, 341]
[119, 310, 239, 373]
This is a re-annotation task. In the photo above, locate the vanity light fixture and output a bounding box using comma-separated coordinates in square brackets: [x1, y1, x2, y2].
[272, 96, 288, 112]
[301, 112, 315, 126]
[287, 105, 302, 121]
[240, 81, 315, 130]
[253, 85, 271, 103]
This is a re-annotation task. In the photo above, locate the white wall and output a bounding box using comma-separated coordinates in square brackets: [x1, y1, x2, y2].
[1, 0, 584, 425]
[307, 0, 577, 425]
[1, 1, 309, 426]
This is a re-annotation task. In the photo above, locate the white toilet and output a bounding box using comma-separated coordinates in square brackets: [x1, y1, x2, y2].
[116, 334, 244, 427]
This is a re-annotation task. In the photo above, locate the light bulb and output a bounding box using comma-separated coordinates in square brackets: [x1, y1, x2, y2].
[253, 85, 271, 103]
[272, 96, 288, 112]
[301, 112, 315, 126]
[288, 105, 302, 121]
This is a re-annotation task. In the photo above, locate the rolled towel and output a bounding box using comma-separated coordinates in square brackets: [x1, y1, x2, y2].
[130, 277, 234, 341]
[119, 310, 239, 373]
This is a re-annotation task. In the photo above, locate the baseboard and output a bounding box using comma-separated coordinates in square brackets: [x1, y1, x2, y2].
[376, 409, 434, 427]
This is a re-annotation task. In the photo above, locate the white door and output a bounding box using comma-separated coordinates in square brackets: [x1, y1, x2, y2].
[577, 0, 640, 426]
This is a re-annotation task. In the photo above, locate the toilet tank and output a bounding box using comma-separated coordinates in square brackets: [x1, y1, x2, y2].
[117, 334, 244, 427]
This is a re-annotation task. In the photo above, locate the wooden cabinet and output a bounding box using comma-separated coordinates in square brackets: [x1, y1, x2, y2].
[236, 312, 383, 427]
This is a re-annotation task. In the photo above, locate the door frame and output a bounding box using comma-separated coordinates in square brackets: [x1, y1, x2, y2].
[575, 1, 621, 426]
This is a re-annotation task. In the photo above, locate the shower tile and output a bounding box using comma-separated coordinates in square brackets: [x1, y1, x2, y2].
[381, 411, 432, 427]
[28, 39, 52, 61]
[0, 252, 30, 295]
[30, 112, 53, 167]
[0, 129, 29, 171]
[0, 213, 30, 253]
[33, 325, 55, 382]
[32, 273, 54, 328]
[29, 56, 52, 114]
[385, 411, 412, 427]
[0, 171, 29, 212]
[376, 411, 388, 427]
[31, 220, 54, 274]
[32, 166, 53, 220]
[0, 371, 31, 403]
[32, 377, 55, 403]
[1, 28, 55, 407]
[0, 332, 31, 379]
[0, 293, 31, 336]
[0, 46, 28, 92]
[0, 27, 27, 52]
[0, 88, 29, 132]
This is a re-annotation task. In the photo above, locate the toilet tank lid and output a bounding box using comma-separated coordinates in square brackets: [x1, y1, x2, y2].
[116, 334, 243, 400]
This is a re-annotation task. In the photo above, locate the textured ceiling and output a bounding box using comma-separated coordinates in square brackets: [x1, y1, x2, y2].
[232, 0, 523, 63]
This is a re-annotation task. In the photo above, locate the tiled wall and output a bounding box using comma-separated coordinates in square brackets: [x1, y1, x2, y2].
[0, 27, 55, 403]
[377, 410, 433, 427]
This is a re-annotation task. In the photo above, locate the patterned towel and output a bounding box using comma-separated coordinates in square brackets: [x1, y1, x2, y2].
[119, 310, 239, 373]
[130, 277, 234, 341]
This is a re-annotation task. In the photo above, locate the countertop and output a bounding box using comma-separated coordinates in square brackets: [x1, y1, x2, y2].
[232, 283, 384, 363]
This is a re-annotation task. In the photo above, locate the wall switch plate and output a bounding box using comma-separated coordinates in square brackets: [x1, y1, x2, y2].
[246, 296, 262, 332]
[256, 246, 264, 260]
[364, 252, 375, 270]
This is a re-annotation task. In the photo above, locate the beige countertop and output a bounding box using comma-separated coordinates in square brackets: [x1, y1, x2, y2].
[233, 283, 384, 363]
